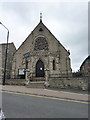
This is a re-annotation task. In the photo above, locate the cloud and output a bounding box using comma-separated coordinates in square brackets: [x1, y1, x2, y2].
[0, 2, 88, 71]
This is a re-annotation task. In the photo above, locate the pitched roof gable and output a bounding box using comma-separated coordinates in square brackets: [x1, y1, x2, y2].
[16, 21, 68, 53]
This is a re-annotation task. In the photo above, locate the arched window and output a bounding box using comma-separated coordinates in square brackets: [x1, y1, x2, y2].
[53, 60, 55, 70]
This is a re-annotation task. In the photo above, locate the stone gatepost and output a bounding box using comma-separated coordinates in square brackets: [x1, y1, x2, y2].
[30, 70, 33, 81]
[44, 69, 50, 87]
[25, 69, 30, 85]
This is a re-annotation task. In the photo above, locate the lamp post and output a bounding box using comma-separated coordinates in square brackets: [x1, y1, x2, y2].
[0, 22, 9, 85]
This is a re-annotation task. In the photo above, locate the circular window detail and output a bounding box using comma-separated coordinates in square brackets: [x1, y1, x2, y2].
[34, 37, 48, 51]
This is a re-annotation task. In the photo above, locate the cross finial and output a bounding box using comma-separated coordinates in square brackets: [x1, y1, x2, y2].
[40, 13, 42, 22]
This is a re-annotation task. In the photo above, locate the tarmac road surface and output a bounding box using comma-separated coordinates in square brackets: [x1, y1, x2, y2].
[2, 91, 88, 118]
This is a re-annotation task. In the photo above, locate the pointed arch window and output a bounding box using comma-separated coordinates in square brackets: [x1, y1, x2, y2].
[53, 60, 55, 70]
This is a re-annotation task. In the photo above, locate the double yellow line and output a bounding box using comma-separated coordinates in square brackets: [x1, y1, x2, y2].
[0, 90, 89, 104]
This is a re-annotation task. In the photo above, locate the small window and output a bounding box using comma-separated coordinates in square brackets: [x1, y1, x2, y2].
[39, 28, 43, 32]
[53, 60, 55, 70]
[26, 60, 28, 69]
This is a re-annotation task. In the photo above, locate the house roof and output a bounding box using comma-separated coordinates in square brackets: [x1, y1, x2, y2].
[80, 55, 90, 69]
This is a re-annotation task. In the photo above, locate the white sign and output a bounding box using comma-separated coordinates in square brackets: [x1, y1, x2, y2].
[18, 69, 25, 75]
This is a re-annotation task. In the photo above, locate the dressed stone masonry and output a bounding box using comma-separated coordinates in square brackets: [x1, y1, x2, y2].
[0, 43, 16, 84]
[11, 20, 72, 86]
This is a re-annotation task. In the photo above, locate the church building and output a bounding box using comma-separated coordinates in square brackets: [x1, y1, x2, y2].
[11, 16, 72, 86]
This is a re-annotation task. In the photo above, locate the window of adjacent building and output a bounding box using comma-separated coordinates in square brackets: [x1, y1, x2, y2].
[53, 60, 55, 70]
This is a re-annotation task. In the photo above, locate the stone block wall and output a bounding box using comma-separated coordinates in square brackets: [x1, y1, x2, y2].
[49, 77, 89, 91]
[5, 79, 26, 86]
[0, 43, 16, 79]
[2, 77, 89, 91]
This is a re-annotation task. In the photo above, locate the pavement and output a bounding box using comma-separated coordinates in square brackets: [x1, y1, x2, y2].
[0, 85, 89, 102]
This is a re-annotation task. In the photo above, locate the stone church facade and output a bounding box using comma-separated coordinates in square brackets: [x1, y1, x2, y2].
[11, 20, 72, 85]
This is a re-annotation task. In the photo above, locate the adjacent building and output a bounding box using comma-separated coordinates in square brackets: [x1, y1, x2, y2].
[0, 42, 16, 83]
[80, 55, 90, 76]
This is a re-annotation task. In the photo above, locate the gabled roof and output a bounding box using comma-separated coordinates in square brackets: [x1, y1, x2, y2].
[16, 20, 68, 53]
[0, 42, 16, 50]
[80, 55, 90, 69]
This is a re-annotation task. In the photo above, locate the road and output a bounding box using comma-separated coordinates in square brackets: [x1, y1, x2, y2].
[2, 91, 88, 118]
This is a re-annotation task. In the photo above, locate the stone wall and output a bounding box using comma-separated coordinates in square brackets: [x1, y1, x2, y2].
[3, 77, 89, 91]
[49, 77, 89, 91]
[0, 43, 16, 79]
[4, 79, 26, 86]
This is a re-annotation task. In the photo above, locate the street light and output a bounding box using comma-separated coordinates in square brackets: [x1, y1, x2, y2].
[0, 22, 9, 85]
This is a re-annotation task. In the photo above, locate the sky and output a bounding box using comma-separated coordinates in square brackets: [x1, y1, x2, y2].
[0, 1, 89, 72]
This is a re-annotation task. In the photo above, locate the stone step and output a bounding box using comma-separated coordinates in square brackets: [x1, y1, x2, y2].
[27, 81, 45, 88]
[30, 77, 45, 82]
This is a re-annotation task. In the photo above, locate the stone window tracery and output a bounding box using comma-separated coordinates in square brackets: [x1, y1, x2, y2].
[34, 37, 48, 51]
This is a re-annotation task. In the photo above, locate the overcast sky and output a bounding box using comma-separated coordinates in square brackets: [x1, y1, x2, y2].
[0, 1, 88, 72]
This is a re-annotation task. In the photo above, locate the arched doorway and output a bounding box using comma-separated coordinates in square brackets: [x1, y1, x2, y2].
[36, 59, 45, 77]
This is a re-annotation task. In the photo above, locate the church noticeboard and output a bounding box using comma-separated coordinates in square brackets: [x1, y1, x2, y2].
[23, 52, 30, 58]
[18, 69, 25, 75]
